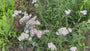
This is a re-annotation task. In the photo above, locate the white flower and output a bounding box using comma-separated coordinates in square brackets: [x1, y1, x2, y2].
[18, 10, 22, 13]
[30, 27, 49, 38]
[25, 30, 29, 33]
[18, 36, 24, 41]
[19, 14, 31, 24]
[80, 10, 87, 15]
[68, 28, 72, 32]
[43, 30, 50, 32]
[12, 14, 16, 17]
[65, 9, 71, 15]
[56, 32, 59, 35]
[12, 10, 19, 17]
[21, 33, 29, 38]
[56, 27, 72, 36]
[28, 37, 32, 41]
[58, 27, 69, 35]
[32, 0, 37, 4]
[35, 20, 41, 25]
[22, 11, 28, 16]
[13, 10, 22, 16]
[30, 28, 37, 37]
[18, 33, 29, 41]
[26, 16, 40, 26]
[36, 30, 42, 38]
[14, 10, 19, 14]
[34, 4, 38, 7]
[29, 14, 32, 17]
[48, 42, 57, 51]
[70, 47, 77, 51]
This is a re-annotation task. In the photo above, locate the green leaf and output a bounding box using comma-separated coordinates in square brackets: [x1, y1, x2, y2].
[78, 41, 82, 47]
[2, 15, 6, 21]
[85, 46, 89, 48]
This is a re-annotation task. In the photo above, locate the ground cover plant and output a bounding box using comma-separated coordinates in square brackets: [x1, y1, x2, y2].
[0, 0, 90, 51]
[15, 0, 90, 51]
[0, 0, 21, 51]
[0, 0, 14, 19]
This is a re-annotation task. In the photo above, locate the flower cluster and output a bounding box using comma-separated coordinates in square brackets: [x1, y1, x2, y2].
[65, 9, 71, 15]
[18, 32, 29, 41]
[65, 9, 87, 15]
[70, 47, 77, 51]
[34, 4, 38, 7]
[19, 13, 32, 24]
[80, 10, 87, 15]
[13, 10, 50, 40]
[12, 10, 22, 17]
[25, 16, 40, 28]
[32, 0, 37, 4]
[30, 27, 49, 38]
[48, 42, 57, 51]
[56, 27, 72, 36]
[18, 30, 32, 41]
[12, 10, 32, 24]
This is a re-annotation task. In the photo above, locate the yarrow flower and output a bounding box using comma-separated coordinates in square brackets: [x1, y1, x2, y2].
[30, 27, 49, 38]
[25, 30, 29, 34]
[48, 42, 57, 51]
[28, 37, 32, 41]
[80, 10, 87, 15]
[18, 33, 29, 41]
[32, 0, 37, 4]
[19, 14, 32, 24]
[56, 27, 72, 36]
[70, 47, 77, 51]
[68, 28, 72, 32]
[25, 16, 40, 28]
[34, 4, 38, 7]
[65, 9, 71, 15]
[30, 27, 37, 37]
[12, 10, 22, 17]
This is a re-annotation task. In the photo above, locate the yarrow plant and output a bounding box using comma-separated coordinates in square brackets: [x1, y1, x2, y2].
[11, 0, 90, 51]
[12, 10, 50, 41]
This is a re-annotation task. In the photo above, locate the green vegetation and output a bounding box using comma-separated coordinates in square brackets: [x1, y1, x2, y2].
[0, 0, 14, 19]
[0, 0, 90, 51]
